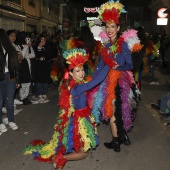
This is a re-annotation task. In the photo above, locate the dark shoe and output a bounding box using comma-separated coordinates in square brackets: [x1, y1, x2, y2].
[157, 99, 161, 106]
[151, 103, 160, 110]
[160, 112, 170, 116]
[104, 137, 120, 152]
[22, 98, 32, 105]
[120, 133, 131, 146]
[162, 116, 170, 121]
[26, 98, 32, 104]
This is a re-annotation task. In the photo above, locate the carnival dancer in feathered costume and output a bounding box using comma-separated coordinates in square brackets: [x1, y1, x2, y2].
[143, 37, 159, 78]
[23, 48, 110, 169]
[132, 27, 159, 89]
[90, 0, 142, 152]
[59, 26, 103, 77]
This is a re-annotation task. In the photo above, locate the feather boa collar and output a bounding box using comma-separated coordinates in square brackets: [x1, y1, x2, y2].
[102, 37, 124, 68]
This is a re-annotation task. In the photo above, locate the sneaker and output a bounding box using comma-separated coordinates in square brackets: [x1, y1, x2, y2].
[31, 95, 39, 104]
[9, 122, 18, 130]
[31, 95, 38, 100]
[14, 108, 22, 115]
[2, 107, 7, 113]
[14, 99, 23, 105]
[31, 100, 39, 104]
[38, 96, 45, 104]
[151, 103, 160, 110]
[0, 123, 7, 133]
[2, 117, 8, 124]
[164, 122, 170, 126]
[42, 95, 49, 103]
[149, 82, 156, 85]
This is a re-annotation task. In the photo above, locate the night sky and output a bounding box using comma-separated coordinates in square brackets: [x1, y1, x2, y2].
[67, 0, 152, 20]
[68, 0, 152, 7]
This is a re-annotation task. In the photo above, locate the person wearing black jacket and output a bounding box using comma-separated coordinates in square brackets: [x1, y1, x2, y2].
[33, 35, 54, 103]
[0, 28, 19, 135]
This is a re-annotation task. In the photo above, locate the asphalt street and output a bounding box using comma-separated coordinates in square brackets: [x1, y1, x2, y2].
[0, 68, 170, 170]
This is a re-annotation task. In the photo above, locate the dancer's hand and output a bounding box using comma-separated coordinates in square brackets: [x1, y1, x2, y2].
[112, 61, 119, 69]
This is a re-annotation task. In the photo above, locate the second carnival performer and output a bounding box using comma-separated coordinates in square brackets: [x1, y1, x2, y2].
[90, 0, 143, 152]
[23, 48, 111, 169]
[51, 26, 102, 81]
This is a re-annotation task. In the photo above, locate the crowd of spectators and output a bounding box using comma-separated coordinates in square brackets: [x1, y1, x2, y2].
[1, 29, 73, 131]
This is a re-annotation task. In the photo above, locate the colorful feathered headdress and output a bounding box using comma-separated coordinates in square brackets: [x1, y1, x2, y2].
[98, 0, 126, 24]
[63, 48, 88, 70]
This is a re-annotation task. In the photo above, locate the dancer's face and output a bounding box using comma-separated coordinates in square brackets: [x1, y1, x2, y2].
[106, 22, 120, 41]
[70, 66, 85, 81]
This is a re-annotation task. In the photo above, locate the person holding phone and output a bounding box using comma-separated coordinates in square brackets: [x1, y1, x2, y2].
[16, 31, 35, 105]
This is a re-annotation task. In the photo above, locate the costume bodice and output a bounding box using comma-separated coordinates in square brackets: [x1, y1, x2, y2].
[70, 59, 109, 109]
[103, 39, 133, 71]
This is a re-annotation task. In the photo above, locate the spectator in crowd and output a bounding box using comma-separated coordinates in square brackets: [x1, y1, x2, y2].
[151, 92, 170, 120]
[0, 28, 19, 135]
[159, 29, 167, 67]
[50, 36, 59, 58]
[16, 31, 35, 105]
[7, 29, 23, 106]
[33, 34, 54, 103]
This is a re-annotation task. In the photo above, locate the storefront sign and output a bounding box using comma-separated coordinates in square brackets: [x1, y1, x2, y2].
[157, 8, 168, 18]
[84, 7, 99, 13]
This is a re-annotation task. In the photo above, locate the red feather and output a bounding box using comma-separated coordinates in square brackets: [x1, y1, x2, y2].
[34, 156, 52, 162]
[102, 8, 120, 24]
[30, 140, 46, 146]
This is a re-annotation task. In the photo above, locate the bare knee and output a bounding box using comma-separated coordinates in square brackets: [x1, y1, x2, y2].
[83, 151, 89, 159]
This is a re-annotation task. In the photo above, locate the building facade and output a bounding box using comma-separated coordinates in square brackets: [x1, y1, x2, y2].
[0, 0, 77, 34]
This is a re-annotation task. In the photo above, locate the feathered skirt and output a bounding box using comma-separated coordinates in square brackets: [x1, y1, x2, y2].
[90, 70, 140, 133]
[23, 107, 98, 162]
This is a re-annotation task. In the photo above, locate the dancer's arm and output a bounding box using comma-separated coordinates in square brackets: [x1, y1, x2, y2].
[92, 58, 105, 78]
[71, 65, 109, 97]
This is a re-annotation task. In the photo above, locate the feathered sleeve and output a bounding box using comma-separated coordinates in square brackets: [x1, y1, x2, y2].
[120, 29, 144, 69]
[121, 29, 143, 53]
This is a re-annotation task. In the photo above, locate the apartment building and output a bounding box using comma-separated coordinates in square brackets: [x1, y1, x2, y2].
[0, 0, 76, 34]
